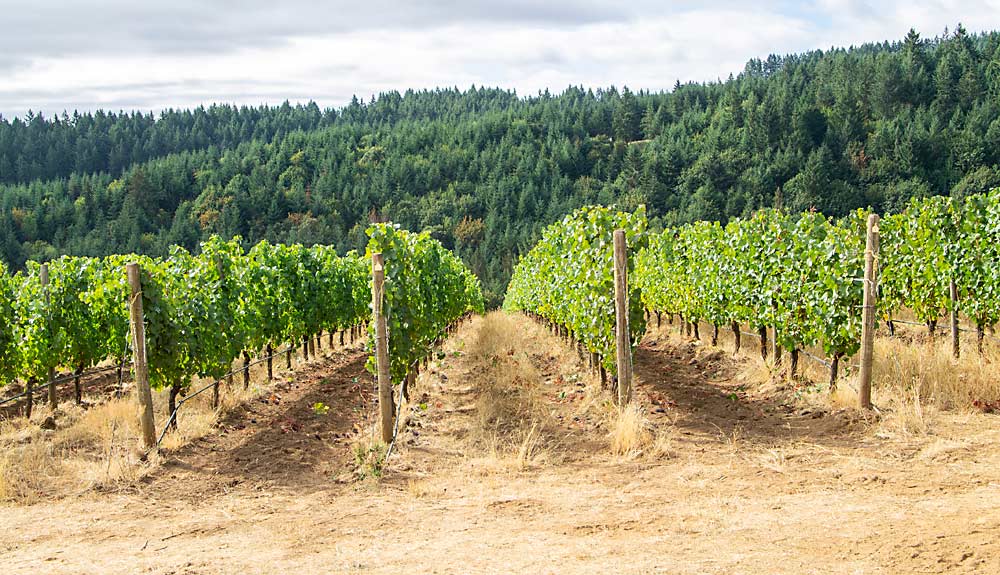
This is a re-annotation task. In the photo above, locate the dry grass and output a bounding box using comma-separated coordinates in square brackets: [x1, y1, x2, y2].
[607, 403, 674, 459]
[609, 404, 652, 457]
[476, 423, 549, 472]
[647, 318, 1000, 434]
[875, 389, 935, 438]
[406, 477, 445, 498]
[0, 399, 154, 503]
[465, 312, 552, 469]
[470, 313, 545, 435]
[872, 336, 1000, 410]
[863, 336, 1000, 437]
[0, 339, 343, 504]
[829, 384, 859, 411]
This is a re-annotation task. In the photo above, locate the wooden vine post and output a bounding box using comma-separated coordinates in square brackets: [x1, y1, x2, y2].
[372, 253, 394, 444]
[858, 214, 880, 410]
[214, 256, 225, 407]
[949, 278, 960, 359]
[126, 263, 157, 450]
[40, 263, 57, 410]
[613, 230, 633, 405]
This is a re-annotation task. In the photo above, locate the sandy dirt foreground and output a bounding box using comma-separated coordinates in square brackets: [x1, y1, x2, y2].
[3, 314, 1000, 575]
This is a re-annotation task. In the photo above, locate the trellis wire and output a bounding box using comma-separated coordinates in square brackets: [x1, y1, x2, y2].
[0, 363, 131, 407]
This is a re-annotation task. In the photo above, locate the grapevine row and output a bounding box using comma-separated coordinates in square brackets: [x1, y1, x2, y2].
[504, 205, 647, 376]
[2, 227, 484, 443]
[635, 209, 866, 380]
[0, 238, 370, 415]
[366, 224, 485, 386]
[880, 190, 1000, 350]
[505, 187, 1000, 398]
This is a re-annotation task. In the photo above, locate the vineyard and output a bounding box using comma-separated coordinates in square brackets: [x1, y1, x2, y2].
[5, 186, 999, 447]
[3, 187, 1000, 575]
[10, 13, 1000, 572]
[4, 200, 1000, 574]
[0, 226, 483, 450]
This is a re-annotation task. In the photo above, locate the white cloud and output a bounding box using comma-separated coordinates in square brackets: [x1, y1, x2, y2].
[1, 0, 999, 117]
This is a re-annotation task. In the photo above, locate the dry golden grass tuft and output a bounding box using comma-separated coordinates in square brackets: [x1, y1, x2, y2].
[875, 390, 935, 438]
[0, 427, 63, 503]
[608, 403, 674, 459]
[609, 403, 652, 457]
[829, 384, 859, 411]
[406, 478, 444, 498]
[473, 423, 550, 473]
[872, 337, 1000, 410]
[54, 399, 140, 450]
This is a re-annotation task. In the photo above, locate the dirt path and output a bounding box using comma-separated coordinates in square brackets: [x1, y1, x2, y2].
[3, 314, 1000, 574]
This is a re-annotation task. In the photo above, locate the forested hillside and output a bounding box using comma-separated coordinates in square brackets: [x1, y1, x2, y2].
[3, 26, 1000, 304]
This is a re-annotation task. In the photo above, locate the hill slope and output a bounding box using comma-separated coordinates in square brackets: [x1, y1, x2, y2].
[3, 26, 1000, 303]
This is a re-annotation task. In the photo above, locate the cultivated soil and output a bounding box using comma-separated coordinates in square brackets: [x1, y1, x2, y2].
[2, 314, 999, 574]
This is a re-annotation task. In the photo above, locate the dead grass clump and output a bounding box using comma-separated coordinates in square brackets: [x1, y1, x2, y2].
[0, 399, 159, 503]
[829, 385, 859, 411]
[608, 403, 677, 460]
[0, 389, 222, 504]
[610, 404, 652, 456]
[469, 312, 521, 363]
[474, 370, 543, 443]
[876, 389, 935, 438]
[476, 423, 550, 473]
[872, 337, 1000, 411]
[0, 436, 64, 503]
[406, 478, 444, 498]
[158, 407, 219, 451]
[54, 399, 139, 450]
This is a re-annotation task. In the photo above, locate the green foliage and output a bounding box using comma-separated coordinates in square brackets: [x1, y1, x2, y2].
[504, 205, 647, 373]
[0, 238, 372, 393]
[952, 191, 1000, 329]
[880, 188, 1000, 332]
[81, 254, 133, 363]
[636, 208, 866, 357]
[140, 246, 235, 389]
[0, 262, 17, 385]
[46, 256, 131, 374]
[365, 224, 484, 384]
[6, 28, 1000, 304]
[879, 196, 953, 324]
[11, 264, 56, 382]
[137, 238, 375, 392]
[353, 441, 387, 479]
[634, 187, 1000, 358]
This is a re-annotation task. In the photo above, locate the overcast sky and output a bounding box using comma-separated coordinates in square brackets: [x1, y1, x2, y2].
[2, 0, 1000, 119]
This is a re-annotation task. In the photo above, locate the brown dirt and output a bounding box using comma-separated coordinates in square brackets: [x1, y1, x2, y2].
[3, 315, 1000, 574]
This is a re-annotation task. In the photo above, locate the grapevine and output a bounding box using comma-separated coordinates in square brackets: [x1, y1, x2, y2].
[504, 205, 647, 373]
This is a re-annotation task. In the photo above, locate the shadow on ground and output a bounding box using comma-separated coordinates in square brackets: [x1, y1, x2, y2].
[142, 348, 372, 501]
